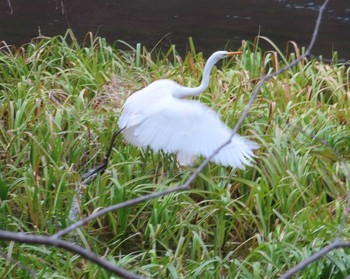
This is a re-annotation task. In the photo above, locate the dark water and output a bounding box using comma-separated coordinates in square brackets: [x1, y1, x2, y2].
[0, 0, 349, 60]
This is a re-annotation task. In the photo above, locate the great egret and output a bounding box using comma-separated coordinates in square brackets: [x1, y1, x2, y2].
[85, 51, 258, 179]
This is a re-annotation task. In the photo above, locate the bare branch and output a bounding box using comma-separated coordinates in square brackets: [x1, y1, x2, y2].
[279, 240, 350, 279]
[0, 230, 146, 279]
[53, 184, 189, 238]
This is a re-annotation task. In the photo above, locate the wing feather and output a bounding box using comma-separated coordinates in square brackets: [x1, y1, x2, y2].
[119, 84, 258, 168]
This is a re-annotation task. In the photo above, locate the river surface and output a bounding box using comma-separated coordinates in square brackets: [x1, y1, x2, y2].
[0, 0, 349, 60]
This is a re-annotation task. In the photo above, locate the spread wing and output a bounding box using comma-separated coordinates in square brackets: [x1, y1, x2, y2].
[119, 92, 258, 168]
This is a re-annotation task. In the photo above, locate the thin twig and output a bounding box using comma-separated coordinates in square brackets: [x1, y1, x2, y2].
[0, 230, 146, 279]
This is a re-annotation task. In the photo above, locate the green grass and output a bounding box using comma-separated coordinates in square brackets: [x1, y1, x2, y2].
[0, 30, 349, 278]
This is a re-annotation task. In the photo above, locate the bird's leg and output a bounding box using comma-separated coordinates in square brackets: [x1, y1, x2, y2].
[82, 128, 124, 182]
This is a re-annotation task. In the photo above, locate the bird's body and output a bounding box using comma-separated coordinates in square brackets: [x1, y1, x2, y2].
[117, 51, 259, 169]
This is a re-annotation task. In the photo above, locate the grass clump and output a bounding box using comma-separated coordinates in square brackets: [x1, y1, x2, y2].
[0, 30, 349, 278]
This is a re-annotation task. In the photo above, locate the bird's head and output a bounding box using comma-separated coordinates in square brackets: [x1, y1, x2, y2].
[211, 50, 242, 59]
[206, 50, 242, 67]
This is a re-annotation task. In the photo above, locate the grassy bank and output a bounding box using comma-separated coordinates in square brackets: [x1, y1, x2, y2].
[0, 30, 349, 278]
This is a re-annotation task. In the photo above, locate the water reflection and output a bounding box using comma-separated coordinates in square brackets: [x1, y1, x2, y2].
[0, 0, 349, 60]
[282, 0, 350, 24]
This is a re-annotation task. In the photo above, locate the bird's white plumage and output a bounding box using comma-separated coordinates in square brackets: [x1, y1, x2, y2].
[118, 78, 259, 169]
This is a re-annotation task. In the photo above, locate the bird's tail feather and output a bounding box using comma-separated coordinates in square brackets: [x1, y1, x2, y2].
[177, 136, 259, 169]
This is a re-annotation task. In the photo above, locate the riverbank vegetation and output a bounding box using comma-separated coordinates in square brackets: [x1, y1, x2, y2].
[0, 30, 349, 278]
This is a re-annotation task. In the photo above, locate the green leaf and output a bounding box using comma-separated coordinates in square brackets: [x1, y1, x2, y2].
[0, 178, 9, 200]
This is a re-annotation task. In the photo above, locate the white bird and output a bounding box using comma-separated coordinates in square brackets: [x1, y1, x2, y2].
[85, 51, 258, 180]
[118, 51, 258, 168]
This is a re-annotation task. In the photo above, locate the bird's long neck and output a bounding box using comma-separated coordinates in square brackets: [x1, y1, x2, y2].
[172, 54, 222, 98]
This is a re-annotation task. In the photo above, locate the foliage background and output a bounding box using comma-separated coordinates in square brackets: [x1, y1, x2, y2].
[0, 31, 349, 278]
